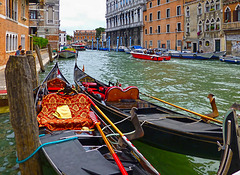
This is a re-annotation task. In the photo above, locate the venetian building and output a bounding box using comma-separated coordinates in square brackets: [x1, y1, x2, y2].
[222, 0, 240, 55]
[105, 0, 147, 48]
[184, 0, 224, 52]
[29, 0, 60, 50]
[0, 0, 36, 66]
[143, 0, 184, 50]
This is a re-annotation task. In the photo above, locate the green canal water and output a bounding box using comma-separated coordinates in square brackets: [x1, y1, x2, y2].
[0, 50, 239, 174]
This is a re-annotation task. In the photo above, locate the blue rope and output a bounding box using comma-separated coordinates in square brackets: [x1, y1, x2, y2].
[16, 136, 78, 164]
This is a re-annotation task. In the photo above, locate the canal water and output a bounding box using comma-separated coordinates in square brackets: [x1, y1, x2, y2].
[0, 50, 239, 174]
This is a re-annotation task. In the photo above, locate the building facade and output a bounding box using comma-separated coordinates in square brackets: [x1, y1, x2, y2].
[222, 0, 240, 55]
[29, 0, 60, 50]
[105, 0, 147, 48]
[143, 0, 184, 50]
[59, 30, 67, 46]
[0, 0, 37, 66]
[73, 30, 96, 44]
[184, 0, 224, 53]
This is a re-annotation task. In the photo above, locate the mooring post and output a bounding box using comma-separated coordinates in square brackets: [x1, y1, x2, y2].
[5, 55, 43, 175]
[26, 51, 38, 89]
[35, 45, 45, 72]
[47, 44, 54, 62]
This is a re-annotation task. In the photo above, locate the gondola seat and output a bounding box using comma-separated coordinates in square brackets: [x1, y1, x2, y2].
[105, 86, 139, 102]
[37, 93, 94, 131]
[47, 78, 67, 93]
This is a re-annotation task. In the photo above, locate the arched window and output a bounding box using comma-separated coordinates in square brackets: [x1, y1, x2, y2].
[205, 19, 210, 31]
[216, 0, 220, 10]
[233, 5, 240, 21]
[210, 18, 215, 30]
[186, 23, 190, 33]
[225, 7, 231, 23]
[216, 18, 220, 30]
[205, 1, 210, 12]
[210, 0, 215, 11]
[198, 3, 202, 15]
[186, 6, 190, 17]
[198, 20, 203, 32]
[205, 41, 210, 46]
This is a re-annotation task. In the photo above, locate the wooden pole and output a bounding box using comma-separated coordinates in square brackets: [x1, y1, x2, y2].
[47, 44, 54, 62]
[35, 45, 45, 72]
[26, 51, 38, 89]
[5, 55, 43, 175]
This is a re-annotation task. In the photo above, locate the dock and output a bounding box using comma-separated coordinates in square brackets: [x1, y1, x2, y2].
[0, 49, 52, 107]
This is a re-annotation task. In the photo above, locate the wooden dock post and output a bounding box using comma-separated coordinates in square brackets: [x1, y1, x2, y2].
[5, 55, 43, 175]
[47, 44, 54, 62]
[35, 45, 45, 72]
[26, 51, 38, 89]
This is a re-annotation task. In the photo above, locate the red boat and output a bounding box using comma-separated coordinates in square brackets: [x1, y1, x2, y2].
[131, 52, 171, 61]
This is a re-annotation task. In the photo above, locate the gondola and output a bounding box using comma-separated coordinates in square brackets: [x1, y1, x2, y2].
[74, 64, 223, 160]
[35, 62, 159, 175]
[217, 107, 240, 175]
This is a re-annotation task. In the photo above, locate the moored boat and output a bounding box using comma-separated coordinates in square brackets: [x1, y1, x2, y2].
[131, 52, 171, 61]
[72, 43, 86, 51]
[74, 64, 223, 160]
[219, 55, 240, 64]
[211, 51, 226, 59]
[35, 63, 159, 175]
[59, 47, 77, 58]
[170, 52, 214, 60]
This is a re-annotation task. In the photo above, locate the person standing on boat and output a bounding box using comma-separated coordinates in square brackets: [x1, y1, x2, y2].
[15, 45, 22, 55]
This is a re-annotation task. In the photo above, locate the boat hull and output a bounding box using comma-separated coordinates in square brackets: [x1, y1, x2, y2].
[59, 50, 77, 58]
[220, 56, 240, 64]
[170, 52, 214, 60]
[131, 52, 171, 61]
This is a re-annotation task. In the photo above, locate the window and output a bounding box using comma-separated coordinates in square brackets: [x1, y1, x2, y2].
[216, 18, 220, 30]
[149, 2, 152, 8]
[7, 0, 18, 20]
[30, 10, 38, 19]
[198, 20, 202, 33]
[205, 41, 210, 46]
[177, 40, 182, 47]
[145, 15, 147, 21]
[198, 3, 202, 15]
[234, 5, 240, 21]
[157, 11, 161, 20]
[48, 6, 54, 23]
[205, 1, 210, 12]
[145, 29, 147, 34]
[167, 40, 170, 49]
[210, 18, 215, 31]
[149, 13, 152, 21]
[21, 0, 26, 18]
[205, 19, 210, 31]
[6, 33, 18, 52]
[216, 0, 220, 10]
[166, 9, 170, 18]
[166, 0, 169, 3]
[177, 6, 181, 16]
[157, 0, 161, 5]
[158, 40, 161, 48]
[177, 23, 181, 31]
[186, 6, 190, 17]
[225, 7, 231, 22]
[186, 23, 190, 34]
[149, 40, 153, 47]
[162, 44, 166, 48]
[21, 35, 25, 49]
[166, 24, 170, 33]
[150, 27, 153, 34]
[157, 25, 161, 33]
[145, 41, 148, 48]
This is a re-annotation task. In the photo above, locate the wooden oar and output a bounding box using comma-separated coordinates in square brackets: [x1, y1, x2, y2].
[88, 98, 160, 175]
[89, 112, 128, 175]
[140, 92, 223, 124]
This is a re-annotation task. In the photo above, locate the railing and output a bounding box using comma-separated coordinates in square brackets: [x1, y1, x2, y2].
[222, 22, 240, 30]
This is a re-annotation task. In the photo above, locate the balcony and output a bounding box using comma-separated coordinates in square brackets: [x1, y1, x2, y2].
[106, 21, 144, 32]
[222, 22, 240, 31]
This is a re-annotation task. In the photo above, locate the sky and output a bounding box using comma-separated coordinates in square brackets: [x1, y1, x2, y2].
[60, 0, 106, 35]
